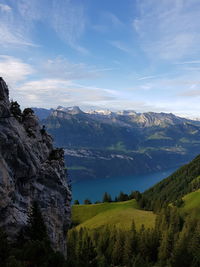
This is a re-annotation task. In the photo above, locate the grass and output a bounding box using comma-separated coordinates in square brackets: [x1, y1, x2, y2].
[180, 189, 200, 217]
[72, 199, 156, 230]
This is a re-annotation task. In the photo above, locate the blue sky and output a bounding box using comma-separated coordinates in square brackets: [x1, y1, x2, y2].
[1, 0, 200, 117]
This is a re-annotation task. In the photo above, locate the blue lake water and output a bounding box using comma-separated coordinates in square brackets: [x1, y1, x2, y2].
[71, 167, 178, 203]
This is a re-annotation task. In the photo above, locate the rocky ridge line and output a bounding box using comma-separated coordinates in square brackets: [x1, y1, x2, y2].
[0, 78, 71, 255]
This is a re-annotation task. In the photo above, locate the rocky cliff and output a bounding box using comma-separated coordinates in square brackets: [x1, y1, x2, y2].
[0, 78, 71, 255]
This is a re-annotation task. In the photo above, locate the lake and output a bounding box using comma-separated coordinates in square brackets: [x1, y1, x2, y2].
[71, 167, 178, 203]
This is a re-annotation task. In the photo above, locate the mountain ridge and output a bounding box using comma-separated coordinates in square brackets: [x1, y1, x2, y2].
[33, 105, 195, 127]
[32, 106, 200, 181]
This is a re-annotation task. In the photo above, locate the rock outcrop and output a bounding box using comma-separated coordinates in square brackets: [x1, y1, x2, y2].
[0, 78, 71, 255]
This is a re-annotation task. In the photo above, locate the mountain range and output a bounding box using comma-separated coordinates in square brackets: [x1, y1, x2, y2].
[33, 106, 200, 181]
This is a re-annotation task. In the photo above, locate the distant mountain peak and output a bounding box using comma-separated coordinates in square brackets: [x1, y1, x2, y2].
[116, 110, 137, 116]
[56, 106, 84, 114]
[87, 109, 113, 116]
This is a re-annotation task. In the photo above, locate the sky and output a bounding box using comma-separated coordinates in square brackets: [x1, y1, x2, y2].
[1, 0, 200, 117]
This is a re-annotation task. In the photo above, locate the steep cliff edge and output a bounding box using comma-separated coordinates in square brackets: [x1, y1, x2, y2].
[0, 78, 71, 255]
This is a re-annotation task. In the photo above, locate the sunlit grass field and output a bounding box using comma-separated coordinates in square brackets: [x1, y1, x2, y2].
[180, 189, 200, 217]
[72, 199, 156, 230]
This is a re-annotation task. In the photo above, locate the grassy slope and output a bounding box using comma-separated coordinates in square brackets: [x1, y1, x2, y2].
[180, 189, 200, 217]
[72, 199, 156, 230]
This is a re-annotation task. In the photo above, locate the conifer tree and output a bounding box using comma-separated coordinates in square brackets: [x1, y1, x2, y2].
[26, 201, 48, 242]
[123, 232, 134, 267]
[0, 229, 10, 265]
[84, 198, 92, 205]
[74, 200, 80, 205]
[158, 229, 174, 266]
[188, 221, 200, 267]
[111, 230, 124, 266]
[102, 192, 112, 202]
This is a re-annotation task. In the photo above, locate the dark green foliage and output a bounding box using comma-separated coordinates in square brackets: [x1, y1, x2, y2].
[116, 191, 129, 202]
[67, 206, 200, 267]
[0, 229, 10, 265]
[102, 192, 112, 202]
[142, 154, 200, 211]
[74, 199, 80, 205]
[129, 190, 142, 201]
[10, 101, 22, 121]
[174, 198, 184, 207]
[26, 201, 48, 242]
[0, 202, 67, 267]
[22, 108, 34, 117]
[84, 198, 92, 204]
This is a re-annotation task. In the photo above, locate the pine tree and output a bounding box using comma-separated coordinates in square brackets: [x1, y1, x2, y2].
[102, 192, 112, 202]
[74, 200, 80, 205]
[188, 221, 200, 267]
[117, 191, 129, 202]
[0, 229, 10, 265]
[26, 201, 48, 242]
[172, 233, 191, 267]
[10, 101, 22, 120]
[158, 229, 174, 266]
[76, 230, 97, 267]
[123, 232, 133, 267]
[67, 229, 78, 266]
[111, 230, 124, 266]
[132, 254, 151, 267]
[84, 198, 92, 205]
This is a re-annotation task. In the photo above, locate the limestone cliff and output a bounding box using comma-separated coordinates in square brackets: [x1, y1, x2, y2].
[0, 78, 71, 255]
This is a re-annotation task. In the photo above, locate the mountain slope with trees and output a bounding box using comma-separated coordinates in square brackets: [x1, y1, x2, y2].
[68, 154, 200, 267]
[36, 106, 200, 181]
[141, 154, 200, 211]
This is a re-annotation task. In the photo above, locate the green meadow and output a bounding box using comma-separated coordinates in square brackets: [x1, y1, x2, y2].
[180, 189, 200, 217]
[72, 199, 156, 230]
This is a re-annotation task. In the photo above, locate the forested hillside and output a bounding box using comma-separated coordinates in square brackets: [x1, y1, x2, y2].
[68, 200, 200, 266]
[141, 154, 200, 211]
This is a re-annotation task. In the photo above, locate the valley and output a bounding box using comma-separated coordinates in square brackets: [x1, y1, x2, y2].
[33, 106, 200, 182]
[68, 156, 200, 266]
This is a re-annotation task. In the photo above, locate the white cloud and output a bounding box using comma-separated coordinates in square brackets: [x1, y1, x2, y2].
[0, 1, 38, 47]
[137, 76, 156, 81]
[0, 25, 37, 47]
[0, 0, 87, 51]
[0, 54, 119, 108]
[103, 11, 123, 27]
[49, 0, 87, 53]
[41, 57, 114, 80]
[180, 89, 200, 97]
[18, 79, 72, 93]
[109, 41, 130, 53]
[134, 0, 200, 60]
[0, 55, 33, 84]
[0, 3, 11, 12]
[15, 78, 119, 108]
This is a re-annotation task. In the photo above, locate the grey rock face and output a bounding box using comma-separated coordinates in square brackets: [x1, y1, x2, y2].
[0, 78, 71, 255]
